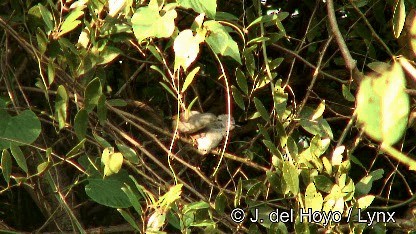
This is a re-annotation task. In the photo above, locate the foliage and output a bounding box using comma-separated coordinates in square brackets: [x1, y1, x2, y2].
[0, 0, 416, 233]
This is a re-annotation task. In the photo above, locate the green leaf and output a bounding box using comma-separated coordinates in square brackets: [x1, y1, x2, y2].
[131, 6, 177, 42]
[267, 170, 285, 194]
[0, 108, 41, 149]
[58, 8, 84, 37]
[356, 195, 375, 210]
[269, 58, 284, 71]
[177, 0, 217, 19]
[247, 36, 270, 45]
[183, 201, 210, 214]
[36, 161, 51, 175]
[174, 30, 202, 70]
[235, 68, 248, 95]
[97, 95, 107, 126]
[356, 62, 409, 145]
[147, 45, 163, 63]
[97, 46, 122, 65]
[121, 184, 143, 215]
[309, 136, 330, 158]
[182, 67, 200, 92]
[314, 175, 334, 193]
[55, 85, 68, 130]
[38, 4, 54, 33]
[84, 77, 103, 112]
[299, 106, 333, 139]
[47, 61, 55, 86]
[107, 99, 127, 107]
[254, 97, 269, 122]
[393, 0, 405, 38]
[282, 161, 299, 195]
[341, 84, 355, 102]
[273, 80, 288, 120]
[247, 14, 279, 29]
[305, 182, 323, 212]
[355, 169, 384, 196]
[204, 20, 241, 64]
[234, 178, 242, 207]
[231, 85, 245, 110]
[36, 28, 48, 54]
[247, 201, 274, 229]
[311, 101, 325, 121]
[118, 209, 141, 231]
[215, 192, 226, 214]
[93, 133, 112, 148]
[367, 61, 390, 74]
[10, 145, 28, 174]
[74, 109, 88, 141]
[66, 139, 86, 158]
[1, 149, 12, 184]
[116, 143, 138, 164]
[85, 170, 132, 208]
[157, 184, 183, 208]
[263, 140, 282, 158]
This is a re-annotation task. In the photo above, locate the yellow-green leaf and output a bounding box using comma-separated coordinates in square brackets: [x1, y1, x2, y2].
[182, 66, 200, 92]
[131, 6, 177, 42]
[356, 62, 409, 145]
[311, 100, 325, 121]
[58, 8, 84, 37]
[393, 0, 405, 38]
[55, 85, 68, 130]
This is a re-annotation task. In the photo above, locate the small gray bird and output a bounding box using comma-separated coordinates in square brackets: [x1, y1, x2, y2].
[173, 111, 235, 154]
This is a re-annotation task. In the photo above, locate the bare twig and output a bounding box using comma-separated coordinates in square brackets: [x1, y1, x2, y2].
[326, 0, 363, 83]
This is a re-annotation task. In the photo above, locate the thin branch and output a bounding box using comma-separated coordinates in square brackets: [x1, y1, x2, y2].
[326, 0, 363, 83]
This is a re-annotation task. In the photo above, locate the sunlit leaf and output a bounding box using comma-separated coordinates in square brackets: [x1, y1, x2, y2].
[58, 8, 84, 37]
[305, 182, 323, 212]
[393, 0, 405, 38]
[177, 0, 217, 19]
[182, 67, 200, 92]
[300, 106, 333, 139]
[341, 84, 355, 102]
[356, 62, 409, 145]
[282, 161, 299, 195]
[174, 30, 202, 70]
[356, 195, 375, 210]
[131, 6, 177, 42]
[311, 100, 325, 121]
[55, 85, 68, 130]
[204, 21, 241, 64]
